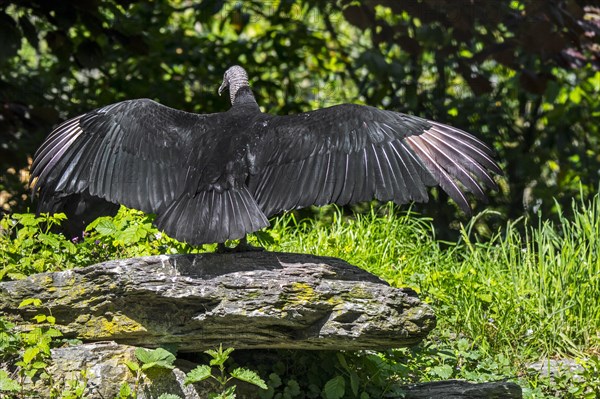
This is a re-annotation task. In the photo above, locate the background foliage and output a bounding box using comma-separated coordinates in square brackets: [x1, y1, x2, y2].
[1, 2, 600, 396]
[0, 0, 599, 238]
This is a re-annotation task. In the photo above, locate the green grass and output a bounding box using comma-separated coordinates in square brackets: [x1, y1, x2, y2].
[264, 200, 599, 361]
[259, 199, 600, 397]
[1, 196, 599, 397]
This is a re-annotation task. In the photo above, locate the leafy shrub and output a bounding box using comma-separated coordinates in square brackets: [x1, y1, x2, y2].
[0, 206, 198, 281]
[0, 299, 72, 398]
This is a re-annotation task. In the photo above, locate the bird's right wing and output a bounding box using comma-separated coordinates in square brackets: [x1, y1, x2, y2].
[248, 104, 501, 217]
[31, 99, 216, 212]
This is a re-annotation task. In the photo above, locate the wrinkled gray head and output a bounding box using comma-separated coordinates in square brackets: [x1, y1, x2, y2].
[218, 65, 249, 104]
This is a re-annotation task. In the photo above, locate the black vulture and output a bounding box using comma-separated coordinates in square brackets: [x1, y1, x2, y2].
[30, 65, 501, 248]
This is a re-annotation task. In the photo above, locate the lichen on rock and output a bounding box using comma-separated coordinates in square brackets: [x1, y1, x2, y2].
[0, 252, 435, 351]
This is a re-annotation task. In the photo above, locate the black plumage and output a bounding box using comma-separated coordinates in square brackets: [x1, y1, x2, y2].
[30, 65, 502, 245]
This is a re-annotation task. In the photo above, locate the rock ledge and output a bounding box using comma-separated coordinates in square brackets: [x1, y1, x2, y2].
[0, 252, 435, 351]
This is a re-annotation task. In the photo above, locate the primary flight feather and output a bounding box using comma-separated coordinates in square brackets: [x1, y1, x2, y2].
[30, 65, 502, 246]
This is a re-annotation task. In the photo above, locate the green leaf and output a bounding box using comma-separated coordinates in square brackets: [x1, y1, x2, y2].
[284, 379, 301, 396]
[118, 382, 132, 397]
[430, 364, 453, 379]
[323, 375, 345, 399]
[94, 219, 118, 236]
[14, 213, 37, 226]
[0, 369, 20, 392]
[33, 314, 47, 323]
[258, 386, 275, 399]
[117, 225, 146, 245]
[63, 240, 77, 254]
[220, 385, 236, 398]
[349, 371, 360, 396]
[38, 233, 60, 249]
[184, 365, 213, 385]
[23, 346, 40, 364]
[135, 347, 176, 369]
[24, 368, 38, 379]
[125, 361, 140, 372]
[336, 352, 349, 370]
[141, 361, 157, 370]
[141, 360, 175, 370]
[569, 86, 583, 104]
[45, 328, 63, 338]
[132, 348, 148, 363]
[267, 372, 281, 388]
[206, 345, 234, 367]
[231, 367, 267, 389]
[19, 298, 42, 308]
[32, 361, 47, 369]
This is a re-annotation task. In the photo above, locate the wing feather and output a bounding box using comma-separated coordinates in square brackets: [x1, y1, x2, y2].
[248, 104, 500, 216]
[418, 134, 487, 200]
[405, 135, 470, 212]
[31, 99, 208, 213]
[427, 125, 501, 176]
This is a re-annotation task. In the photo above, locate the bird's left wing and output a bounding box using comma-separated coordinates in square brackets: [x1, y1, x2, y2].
[247, 104, 501, 217]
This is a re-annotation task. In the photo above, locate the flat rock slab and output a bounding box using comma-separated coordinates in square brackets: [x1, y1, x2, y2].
[0, 252, 435, 351]
[399, 379, 523, 398]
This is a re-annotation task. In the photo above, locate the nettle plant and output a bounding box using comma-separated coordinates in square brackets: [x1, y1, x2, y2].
[184, 345, 267, 398]
[0, 298, 75, 399]
[120, 345, 267, 399]
[0, 207, 197, 282]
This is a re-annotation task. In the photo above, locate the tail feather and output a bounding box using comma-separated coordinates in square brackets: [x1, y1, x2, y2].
[155, 186, 269, 245]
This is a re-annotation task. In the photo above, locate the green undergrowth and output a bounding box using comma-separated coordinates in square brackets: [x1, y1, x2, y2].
[1, 196, 599, 398]
[266, 199, 600, 361]
[0, 209, 199, 281]
[265, 197, 600, 397]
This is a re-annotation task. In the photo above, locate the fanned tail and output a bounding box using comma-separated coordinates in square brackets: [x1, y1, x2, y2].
[155, 186, 269, 245]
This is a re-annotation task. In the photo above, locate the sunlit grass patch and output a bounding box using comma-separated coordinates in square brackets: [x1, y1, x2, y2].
[265, 198, 599, 361]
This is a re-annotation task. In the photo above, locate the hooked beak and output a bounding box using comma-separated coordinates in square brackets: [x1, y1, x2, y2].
[218, 80, 228, 96]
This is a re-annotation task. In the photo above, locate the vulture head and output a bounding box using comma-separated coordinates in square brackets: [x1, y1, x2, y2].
[218, 65, 249, 103]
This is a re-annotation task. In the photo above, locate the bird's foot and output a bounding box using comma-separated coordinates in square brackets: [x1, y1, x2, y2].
[216, 237, 265, 253]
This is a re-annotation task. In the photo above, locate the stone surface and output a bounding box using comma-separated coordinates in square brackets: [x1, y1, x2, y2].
[26, 341, 207, 399]
[527, 358, 584, 379]
[399, 379, 523, 399]
[0, 252, 435, 351]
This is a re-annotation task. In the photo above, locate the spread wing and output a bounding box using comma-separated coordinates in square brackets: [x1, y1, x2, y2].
[30, 99, 268, 244]
[247, 104, 501, 217]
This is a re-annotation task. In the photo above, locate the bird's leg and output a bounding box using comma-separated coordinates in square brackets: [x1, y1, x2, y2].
[234, 235, 265, 252]
[216, 242, 228, 253]
[215, 235, 265, 253]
